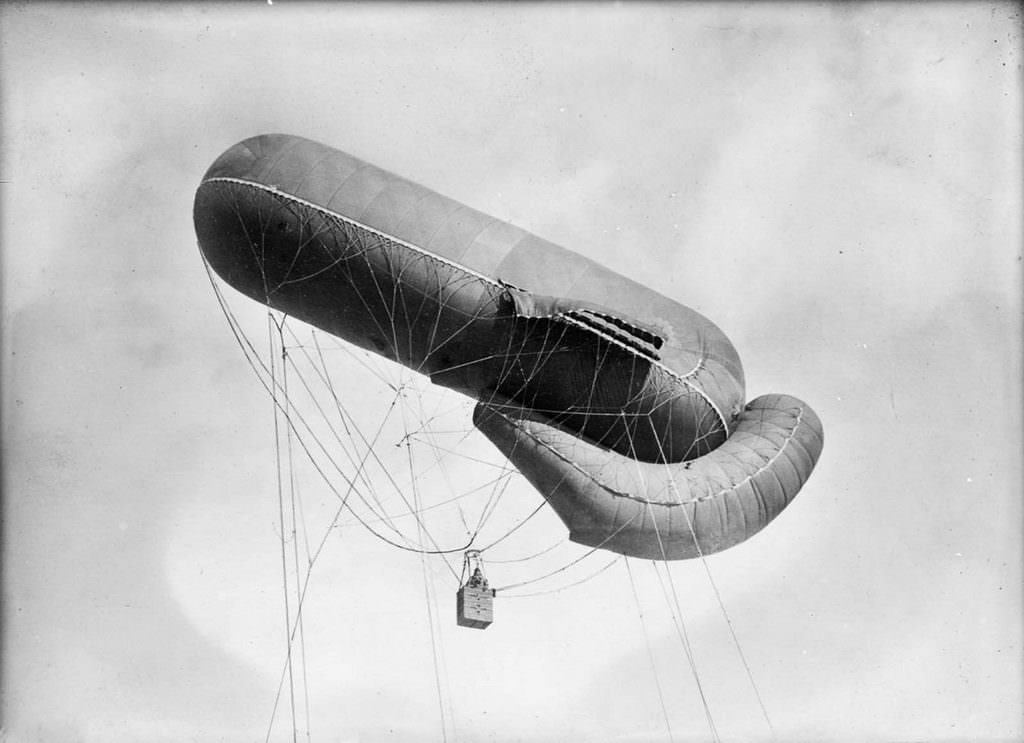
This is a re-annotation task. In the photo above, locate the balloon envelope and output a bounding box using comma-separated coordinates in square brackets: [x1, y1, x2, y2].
[194, 134, 823, 559]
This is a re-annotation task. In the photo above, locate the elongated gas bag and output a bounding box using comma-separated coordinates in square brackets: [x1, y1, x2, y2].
[194, 134, 823, 559]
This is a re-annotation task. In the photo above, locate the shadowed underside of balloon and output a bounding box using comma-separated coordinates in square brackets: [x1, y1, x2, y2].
[193, 134, 823, 559]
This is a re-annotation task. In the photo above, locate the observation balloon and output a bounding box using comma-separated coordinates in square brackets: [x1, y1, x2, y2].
[194, 134, 823, 560]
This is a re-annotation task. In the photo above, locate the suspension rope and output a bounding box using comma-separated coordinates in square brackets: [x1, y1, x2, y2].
[648, 519, 720, 743]
[625, 558, 676, 743]
[654, 420, 778, 743]
[406, 400, 451, 743]
[620, 412, 718, 743]
[498, 555, 622, 599]
[481, 537, 566, 565]
[281, 332, 476, 571]
[265, 313, 298, 743]
[491, 509, 642, 593]
[206, 255, 471, 743]
[205, 270, 469, 565]
[280, 318, 313, 743]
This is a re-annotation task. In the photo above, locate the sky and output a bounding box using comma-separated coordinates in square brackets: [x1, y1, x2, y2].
[1, 3, 1022, 742]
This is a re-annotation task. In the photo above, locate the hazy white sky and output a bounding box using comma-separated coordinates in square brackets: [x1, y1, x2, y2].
[2, 3, 1021, 742]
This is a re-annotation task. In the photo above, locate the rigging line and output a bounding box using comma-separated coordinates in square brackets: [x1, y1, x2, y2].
[423, 411, 503, 541]
[292, 467, 314, 564]
[473, 497, 547, 554]
[330, 229, 406, 375]
[647, 518, 720, 743]
[391, 237, 433, 367]
[662, 465, 778, 742]
[448, 320, 551, 541]
[318, 331, 399, 394]
[400, 370, 517, 546]
[333, 470, 514, 529]
[202, 256, 278, 389]
[481, 537, 567, 564]
[223, 190, 269, 302]
[263, 326, 415, 743]
[415, 277, 503, 377]
[271, 193, 337, 293]
[263, 316, 299, 743]
[209, 272, 457, 557]
[424, 524, 460, 743]
[281, 347, 411, 534]
[266, 313, 299, 743]
[471, 308, 527, 414]
[401, 432, 518, 471]
[618, 412, 718, 743]
[393, 376, 513, 472]
[206, 177, 503, 289]
[294, 372, 467, 570]
[269, 323, 410, 539]
[406, 403, 450, 743]
[465, 463, 516, 542]
[315, 473, 476, 556]
[396, 409, 450, 442]
[466, 404, 679, 420]
[622, 408, 652, 506]
[707, 568, 777, 742]
[275, 335, 320, 566]
[413, 348, 513, 378]
[359, 235, 405, 367]
[570, 315, 621, 452]
[401, 423, 498, 435]
[279, 224, 369, 287]
[279, 320, 313, 743]
[417, 266, 463, 375]
[265, 426, 379, 730]
[305, 331, 414, 511]
[265, 198, 309, 291]
[303, 427, 375, 567]
[396, 382, 462, 582]
[402, 367, 475, 539]
[205, 257, 457, 558]
[397, 254, 435, 376]
[420, 267, 487, 378]
[625, 558, 676, 743]
[470, 401, 606, 577]
[293, 336, 461, 550]
[468, 323, 647, 577]
[387, 246, 414, 366]
[499, 554, 622, 598]
[491, 508, 643, 593]
[309, 331, 394, 433]
[279, 384, 465, 557]
[514, 322, 626, 434]
[297, 342, 474, 563]
[645, 403, 777, 743]
[288, 329, 472, 555]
